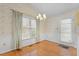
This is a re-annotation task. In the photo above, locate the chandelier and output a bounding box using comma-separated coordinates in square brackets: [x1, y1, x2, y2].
[36, 13, 47, 21]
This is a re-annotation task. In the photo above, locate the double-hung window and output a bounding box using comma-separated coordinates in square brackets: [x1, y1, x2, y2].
[60, 19, 72, 43]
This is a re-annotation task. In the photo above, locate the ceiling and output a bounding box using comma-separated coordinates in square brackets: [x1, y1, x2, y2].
[1, 3, 79, 18]
[31, 3, 79, 17]
[0, 3, 37, 17]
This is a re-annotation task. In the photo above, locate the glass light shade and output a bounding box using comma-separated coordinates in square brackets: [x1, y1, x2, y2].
[38, 13, 42, 18]
[40, 17, 43, 21]
[36, 16, 39, 19]
[43, 14, 46, 19]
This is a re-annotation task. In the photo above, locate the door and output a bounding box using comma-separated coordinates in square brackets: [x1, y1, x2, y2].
[21, 15, 37, 47]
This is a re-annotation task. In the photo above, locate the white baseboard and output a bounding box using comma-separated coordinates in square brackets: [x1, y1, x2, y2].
[0, 48, 16, 54]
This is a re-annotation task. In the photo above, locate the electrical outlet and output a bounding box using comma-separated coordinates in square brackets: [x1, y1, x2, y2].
[3, 43, 6, 46]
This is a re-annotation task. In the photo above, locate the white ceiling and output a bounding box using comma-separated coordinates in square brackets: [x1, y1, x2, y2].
[0, 3, 37, 17]
[1, 3, 79, 18]
[31, 3, 79, 17]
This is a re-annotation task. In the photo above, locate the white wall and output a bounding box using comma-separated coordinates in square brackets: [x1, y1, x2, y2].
[45, 11, 77, 48]
[39, 20, 48, 41]
[0, 4, 38, 54]
[0, 6, 13, 54]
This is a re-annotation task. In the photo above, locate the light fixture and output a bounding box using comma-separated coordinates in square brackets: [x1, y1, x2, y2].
[38, 13, 41, 18]
[43, 14, 46, 19]
[36, 13, 47, 21]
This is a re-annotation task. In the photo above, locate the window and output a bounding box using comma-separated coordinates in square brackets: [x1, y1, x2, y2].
[22, 16, 36, 40]
[60, 19, 72, 43]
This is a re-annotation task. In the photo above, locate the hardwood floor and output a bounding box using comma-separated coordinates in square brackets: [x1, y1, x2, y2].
[0, 40, 77, 56]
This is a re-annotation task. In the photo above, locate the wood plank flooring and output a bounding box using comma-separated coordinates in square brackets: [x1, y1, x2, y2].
[0, 40, 77, 56]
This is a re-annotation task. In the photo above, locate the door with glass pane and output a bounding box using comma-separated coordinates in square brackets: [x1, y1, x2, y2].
[22, 16, 30, 40]
[22, 16, 36, 40]
[60, 19, 73, 43]
[30, 20, 37, 40]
